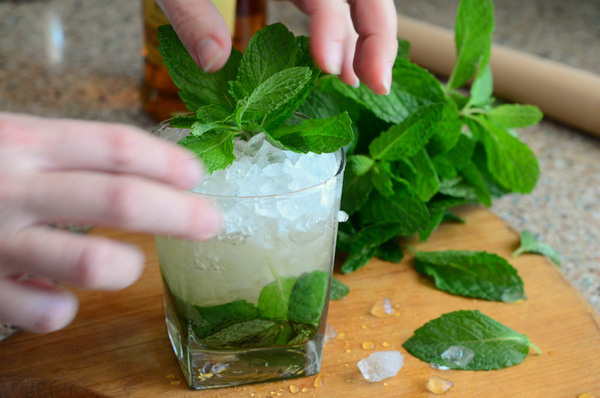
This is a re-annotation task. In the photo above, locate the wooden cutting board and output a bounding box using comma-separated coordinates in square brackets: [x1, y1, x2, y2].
[1, 206, 599, 397]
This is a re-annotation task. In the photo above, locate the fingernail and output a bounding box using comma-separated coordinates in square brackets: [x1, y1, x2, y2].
[325, 42, 343, 75]
[351, 80, 360, 89]
[196, 37, 222, 72]
[382, 62, 393, 95]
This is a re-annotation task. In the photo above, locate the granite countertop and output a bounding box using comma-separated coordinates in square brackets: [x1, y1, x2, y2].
[0, 0, 598, 331]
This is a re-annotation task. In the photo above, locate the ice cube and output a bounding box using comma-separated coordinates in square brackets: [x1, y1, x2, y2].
[357, 351, 404, 382]
[370, 297, 396, 318]
[440, 345, 475, 368]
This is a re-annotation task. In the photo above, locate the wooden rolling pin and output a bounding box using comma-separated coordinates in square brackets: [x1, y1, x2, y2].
[396, 14, 600, 137]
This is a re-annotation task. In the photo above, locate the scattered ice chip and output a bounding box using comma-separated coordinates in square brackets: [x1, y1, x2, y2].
[324, 324, 337, 343]
[337, 210, 349, 222]
[426, 375, 454, 394]
[357, 351, 404, 382]
[430, 363, 451, 371]
[440, 345, 475, 368]
[370, 297, 396, 318]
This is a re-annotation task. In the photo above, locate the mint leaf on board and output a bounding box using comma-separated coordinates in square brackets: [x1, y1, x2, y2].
[258, 276, 297, 321]
[330, 277, 350, 300]
[403, 310, 540, 370]
[288, 271, 330, 327]
[412, 249, 525, 302]
[447, 0, 494, 90]
[513, 230, 562, 267]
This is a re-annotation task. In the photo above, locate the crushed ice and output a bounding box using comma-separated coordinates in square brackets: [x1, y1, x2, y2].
[357, 351, 404, 382]
[193, 134, 342, 240]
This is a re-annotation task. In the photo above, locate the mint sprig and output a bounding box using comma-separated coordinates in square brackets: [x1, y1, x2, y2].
[158, 23, 353, 173]
[315, 0, 541, 273]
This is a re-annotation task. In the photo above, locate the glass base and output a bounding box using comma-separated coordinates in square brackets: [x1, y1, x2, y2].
[166, 315, 324, 390]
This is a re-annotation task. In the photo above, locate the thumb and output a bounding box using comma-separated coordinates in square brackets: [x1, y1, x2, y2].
[156, 0, 232, 72]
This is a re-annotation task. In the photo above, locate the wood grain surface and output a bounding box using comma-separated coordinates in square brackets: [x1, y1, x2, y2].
[1, 206, 599, 397]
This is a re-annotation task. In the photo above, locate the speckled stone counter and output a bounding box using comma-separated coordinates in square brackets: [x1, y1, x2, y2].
[1, 0, 598, 334]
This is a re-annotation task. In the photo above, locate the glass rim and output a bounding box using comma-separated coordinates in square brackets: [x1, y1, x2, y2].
[153, 118, 346, 200]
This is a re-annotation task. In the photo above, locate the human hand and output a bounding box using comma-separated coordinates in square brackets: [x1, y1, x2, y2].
[156, 0, 398, 95]
[0, 113, 221, 333]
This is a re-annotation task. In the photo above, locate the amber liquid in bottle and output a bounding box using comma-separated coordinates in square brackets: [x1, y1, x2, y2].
[140, 0, 266, 122]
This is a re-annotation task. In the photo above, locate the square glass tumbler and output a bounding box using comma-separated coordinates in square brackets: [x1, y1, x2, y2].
[152, 120, 345, 389]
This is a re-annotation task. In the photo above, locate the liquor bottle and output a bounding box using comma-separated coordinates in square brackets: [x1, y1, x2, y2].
[140, 0, 266, 121]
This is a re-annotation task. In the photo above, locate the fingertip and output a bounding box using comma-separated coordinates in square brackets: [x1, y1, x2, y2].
[194, 36, 230, 73]
[189, 198, 223, 241]
[32, 290, 79, 334]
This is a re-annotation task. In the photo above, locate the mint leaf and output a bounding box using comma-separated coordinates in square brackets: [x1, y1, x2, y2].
[374, 238, 405, 263]
[403, 310, 540, 370]
[458, 161, 492, 206]
[340, 223, 410, 274]
[468, 62, 494, 107]
[202, 319, 277, 348]
[288, 271, 330, 327]
[330, 277, 350, 300]
[488, 104, 544, 128]
[236, 23, 297, 96]
[447, 0, 494, 89]
[360, 180, 430, 235]
[412, 249, 525, 302]
[239, 66, 312, 122]
[513, 230, 561, 267]
[158, 25, 239, 111]
[425, 100, 462, 157]
[262, 35, 322, 131]
[396, 149, 440, 202]
[193, 300, 259, 339]
[477, 117, 540, 193]
[370, 162, 395, 197]
[178, 130, 236, 173]
[269, 112, 353, 153]
[369, 103, 445, 161]
[327, 60, 445, 125]
[341, 155, 375, 215]
[258, 277, 297, 321]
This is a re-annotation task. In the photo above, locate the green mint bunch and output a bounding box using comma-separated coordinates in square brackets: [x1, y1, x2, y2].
[158, 23, 353, 173]
[315, 0, 542, 273]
